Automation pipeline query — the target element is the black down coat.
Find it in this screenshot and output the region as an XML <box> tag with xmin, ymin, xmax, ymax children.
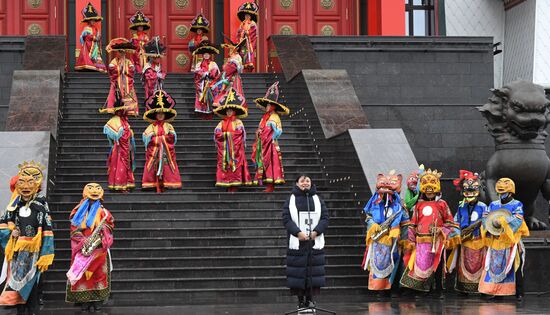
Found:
<box><xmin>282</xmin><ymin>185</ymin><xmax>329</xmax><ymax>289</ymax></box>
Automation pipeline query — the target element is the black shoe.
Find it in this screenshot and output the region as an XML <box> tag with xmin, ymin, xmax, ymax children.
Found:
<box><xmin>92</xmin><ymin>301</ymin><xmax>102</xmax><ymax>312</ymax></box>
<box><xmin>81</xmin><ymin>302</ymin><xmax>91</xmax><ymax>312</ymax></box>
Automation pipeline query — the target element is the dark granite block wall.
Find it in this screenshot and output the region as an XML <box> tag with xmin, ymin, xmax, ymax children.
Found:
<box><xmin>0</xmin><ymin>37</ymin><xmax>25</xmax><ymax>130</ymax></box>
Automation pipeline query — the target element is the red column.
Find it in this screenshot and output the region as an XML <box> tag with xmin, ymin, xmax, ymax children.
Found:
<box><xmin>367</xmin><ymin>0</ymin><xmax>405</xmax><ymax>36</ymax></box>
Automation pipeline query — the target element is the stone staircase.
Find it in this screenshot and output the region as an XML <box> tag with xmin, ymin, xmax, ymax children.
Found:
<box><xmin>44</xmin><ymin>72</ymin><xmax>368</xmax><ymax>305</ymax></box>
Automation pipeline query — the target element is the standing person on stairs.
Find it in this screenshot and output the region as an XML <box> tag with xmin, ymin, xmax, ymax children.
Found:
<box><xmin>212</xmin><ymin>41</ymin><xmax>245</xmax><ymax>107</ymax></box>
<box><xmin>74</xmin><ymin>2</ymin><xmax>106</xmax><ymax>73</ymax></box>
<box><xmin>142</xmin><ymin>89</ymin><xmax>182</xmax><ymax>192</ymax></box>
<box><xmin>251</xmin><ymin>82</ymin><xmax>289</xmax><ymax>192</ymax></box>
<box><xmin>213</xmin><ymin>87</ymin><xmax>251</xmax><ymax>192</ymax></box>
<box><xmin>141</xmin><ymin>36</ymin><xmax>167</xmax><ymax>101</ymax></box>
<box><xmin>128</xmin><ymin>11</ymin><xmax>151</xmax><ymax>74</ymax></box>
<box><xmin>283</xmin><ymin>175</ymin><xmax>329</xmax><ymax>310</ymax></box>
<box><xmin>192</xmin><ymin>41</ymin><xmax>220</xmax><ymax>120</ymax></box>
<box><xmin>104</xmin><ymin>38</ymin><xmax>139</xmax><ymax>117</ymax></box>
<box><xmin>235</xmin><ymin>2</ymin><xmax>258</xmax><ymax>72</ymax></box>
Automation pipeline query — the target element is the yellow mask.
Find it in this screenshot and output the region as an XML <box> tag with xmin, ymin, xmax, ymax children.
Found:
<box><xmin>15</xmin><ymin>175</ymin><xmax>39</xmax><ymax>201</ymax></box>
<box><xmin>419</xmin><ymin>169</ymin><xmax>442</xmax><ymax>194</ymax></box>
<box><xmin>495</xmin><ymin>178</ymin><xmax>515</xmax><ymax>195</ymax></box>
<box><xmin>83</xmin><ymin>183</ymin><xmax>104</xmax><ymax>201</ymax></box>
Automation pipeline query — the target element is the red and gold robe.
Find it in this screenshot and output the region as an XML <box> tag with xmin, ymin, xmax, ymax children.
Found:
<box><xmin>142</xmin><ymin>62</ymin><xmax>165</xmax><ymax>101</ymax></box>
<box><xmin>75</xmin><ymin>25</ymin><xmax>106</xmax><ymax>72</ymax></box>
<box><xmin>236</xmin><ymin>20</ymin><xmax>257</xmax><ymax>71</ymax></box>
<box><xmin>193</xmin><ymin>59</ymin><xmax>220</xmax><ymax>118</ymax></box>
<box><xmin>130</xmin><ymin>31</ymin><xmax>149</xmax><ymax>74</ymax></box>
<box><xmin>104</xmin><ymin>114</ymin><xmax>136</xmax><ymax>191</ymax></box>
<box><xmin>214</xmin><ymin>117</ymin><xmax>252</xmax><ymax>187</ymax></box>
<box><xmin>213</xmin><ymin>55</ymin><xmax>244</xmax><ymax>106</ymax></box>
<box><xmin>142</xmin><ymin>121</ymin><xmax>182</xmax><ymax>191</ymax></box>
<box><xmin>252</xmin><ymin>111</ymin><xmax>285</xmax><ymax>185</ymax></box>
<box><xmin>66</xmin><ymin>201</ymin><xmax>114</xmax><ymax>303</ymax></box>
<box><xmin>105</xmin><ymin>57</ymin><xmax>139</xmax><ymax>116</ymax></box>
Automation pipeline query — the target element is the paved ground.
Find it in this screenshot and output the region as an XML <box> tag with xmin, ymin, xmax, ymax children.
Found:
<box><xmin>2</xmin><ymin>294</ymin><xmax>548</xmax><ymax>315</ymax></box>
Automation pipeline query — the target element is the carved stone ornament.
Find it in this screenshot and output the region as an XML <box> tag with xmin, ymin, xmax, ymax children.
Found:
<box><xmin>175</xmin><ymin>54</ymin><xmax>189</xmax><ymax>67</ymax></box>
<box><xmin>175</xmin><ymin>25</ymin><xmax>189</xmax><ymax>38</ymax></box>
<box><xmin>320</xmin><ymin>25</ymin><xmax>334</xmax><ymax>36</ymax></box>
<box><xmin>27</xmin><ymin>23</ymin><xmax>42</xmax><ymax>35</ymax></box>
<box><xmin>279</xmin><ymin>25</ymin><xmax>294</xmax><ymax>35</ymax></box>
<box><xmin>28</xmin><ymin>0</ymin><xmax>42</xmax><ymax>8</ymax></box>
<box><xmin>280</xmin><ymin>0</ymin><xmax>293</xmax><ymax>9</ymax></box>
<box><xmin>320</xmin><ymin>0</ymin><xmax>334</xmax><ymax>10</ymax></box>
<box><xmin>175</xmin><ymin>0</ymin><xmax>190</xmax><ymax>9</ymax></box>
<box><xmin>133</xmin><ymin>0</ymin><xmax>147</xmax><ymax>9</ymax></box>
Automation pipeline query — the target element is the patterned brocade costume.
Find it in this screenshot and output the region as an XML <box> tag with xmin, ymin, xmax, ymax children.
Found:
<box><xmin>75</xmin><ymin>3</ymin><xmax>106</xmax><ymax>73</ymax></box>
<box><xmin>104</xmin><ymin>114</ymin><xmax>136</xmax><ymax>191</ymax></box>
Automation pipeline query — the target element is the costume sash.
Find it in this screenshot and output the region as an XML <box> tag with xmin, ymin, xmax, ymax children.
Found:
<box><xmin>288</xmin><ymin>194</ymin><xmax>325</xmax><ymax>250</ymax></box>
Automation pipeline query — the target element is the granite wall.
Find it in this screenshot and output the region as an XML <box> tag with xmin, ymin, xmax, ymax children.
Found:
<box><xmin>0</xmin><ymin>37</ymin><xmax>25</xmax><ymax>131</ymax></box>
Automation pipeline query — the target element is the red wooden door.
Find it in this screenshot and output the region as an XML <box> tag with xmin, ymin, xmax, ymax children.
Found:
<box><xmin>0</xmin><ymin>0</ymin><xmax>64</xmax><ymax>35</ymax></box>
<box><xmin>109</xmin><ymin>0</ymin><xmax>213</xmax><ymax>72</ymax></box>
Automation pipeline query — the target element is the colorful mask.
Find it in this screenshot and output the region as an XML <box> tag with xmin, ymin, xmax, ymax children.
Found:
<box><xmin>83</xmin><ymin>183</ymin><xmax>104</xmax><ymax>201</ymax></box>
<box><xmin>15</xmin><ymin>161</ymin><xmax>44</xmax><ymax>200</ymax></box>
<box><xmin>406</xmin><ymin>171</ymin><xmax>419</xmax><ymax>192</ymax></box>
<box><xmin>419</xmin><ymin>168</ymin><xmax>442</xmax><ymax>194</ymax></box>
<box><xmin>495</xmin><ymin>177</ymin><xmax>515</xmax><ymax>195</ymax></box>
<box><xmin>453</xmin><ymin>170</ymin><xmax>480</xmax><ymax>202</ymax></box>
<box><xmin>376</xmin><ymin>170</ymin><xmax>402</xmax><ymax>195</ymax></box>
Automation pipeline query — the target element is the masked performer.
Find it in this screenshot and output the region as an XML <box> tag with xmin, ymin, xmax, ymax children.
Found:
<box><xmin>66</xmin><ymin>183</ymin><xmax>114</xmax><ymax>312</ymax></box>
<box><xmin>128</xmin><ymin>11</ymin><xmax>151</xmax><ymax>74</ymax></box>
<box><xmin>447</xmin><ymin>170</ymin><xmax>487</xmax><ymax>294</ymax></box>
<box><xmin>236</xmin><ymin>2</ymin><xmax>258</xmax><ymax>72</ymax></box>
<box><xmin>212</xmin><ymin>41</ymin><xmax>245</xmax><ymax>107</ymax></box>
<box><xmin>141</xmin><ymin>36</ymin><xmax>167</xmax><ymax>101</ymax></box>
<box><xmin>0</xmin><ymin>162</ymin><xmax>54</xmax><ymax>315</ymax></box>
<box><xmin>404</xmin><ymin>165</ymin><xmax>423</xmax><ymax>216</ymax></box>
<box><xmin>362</xmin><ymin>171</ymin><xmax>410</xmax><ymax>294</ymax></box>
<box><xmin>75</xmin><ymin>2</ymin><xmax>106</xmax><ymax>72</ymax></box>
<box><xmin>479</xmin><ymin>178</ymin><xmax>529</xmax><ymax>301</ymax></box>
<box><xmin>101</xmin><ymin>92</ymin><xmax>136</xmax><ymax>192</ymax></box>
<box><xmin>104</xmin><ymin>38</ymin><xmax>138</xmax><ymax>117</ymax></box>
<box><xmin>213</xmin><ymin>87</ymin><xmax>251</xmax><ymax>192</ymax></box>
<box><xmin>400</xmin><ymin>169</ymin><xmax>460</xmax><ymax>297</ymax></box>
<box><xmin>188</xmin><ymin>13</ymin><xmax>210</xmax><ymax>64</ymax></box>
<box><xmin>142</xmin><ymin>90</ymin><xmax>182</xmax><ymax>192</ymax></box>
<box><xmin>192</xmin><ymin>41</ymin><xmax>220</xmax><ymax>120</ymax></box>
<box><xmin>251</xmin><ymin>82</ymin><xmax>289</xmax><ymax>192</ymax></box>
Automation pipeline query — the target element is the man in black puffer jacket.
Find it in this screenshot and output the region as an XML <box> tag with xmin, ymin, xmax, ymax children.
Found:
<box><xmin>282</xmin><ymin>175</ymin><xmax>329</xmax><ymax>310</ymax></box>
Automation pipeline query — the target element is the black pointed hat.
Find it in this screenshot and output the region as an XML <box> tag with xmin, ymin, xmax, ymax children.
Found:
<box><xmin>254</xmin><ymin>82</ymin><xmax>290</xmax><ymax>115</ymax></box>
<box><xmin>192</xmin><ymin>40</ymin><xmax>219</xmax><ymax>56</ymax></box>
<box><xmin>129</xmin><ymin>11</ymin><xmax>151</xmax><ymax>31</ymax></box>
<box><xmin>143</xmin><ymin>36</ymin><xmax>166</xmax><ymax>57</ymax></box>
<box><xmin>237</xmin><ymin>2</ymin><xmax>259</xmax><ymax>22</ymax></box>
<box><xmin>81</xmin><ymin>2</ymin><xmax>103</xmax><ymax>23</ymax></box>
<box><xmin>213</xmin><ymin>88</ymin><xmax>248</xmax><ymax>118</ymax></box>
<box><xmin>106</xmin><ymin>38</ymin><xmax>136</xmax><ymax>53</ymax></box>
<box><xmin>143</xmin><ymin>89</ymin><xmax>177</xmax><ymax>123</ymax></box>
<box><xmin>190</xmin><ymin>13</ymin><xmax>210</xmax><ymax>33</ymax></box>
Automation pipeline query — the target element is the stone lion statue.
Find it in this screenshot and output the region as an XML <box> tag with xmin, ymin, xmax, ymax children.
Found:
<box><xmin>478</xmin><ymin>80</ymin><xmax>550</xmax><ymax>230</ymax></box>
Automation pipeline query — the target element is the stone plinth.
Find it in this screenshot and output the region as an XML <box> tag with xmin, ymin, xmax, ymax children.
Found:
<box><xmin>23</xmin><ymin>36</ymin><xmax>66</xmax><ymax>71</ymax></box>
<box><xmin>269</xmin><ymin>35</ymin><xmax>322</xmax><ymax>81</ymax></box>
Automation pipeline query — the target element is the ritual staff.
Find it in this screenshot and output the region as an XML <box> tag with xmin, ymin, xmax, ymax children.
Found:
<box><xmin>0</xmin><ymin>162</ymin><xmax>54</xmax><ymax>315</ymax></box>
<box><xmin>75</xmin><ymin>2</ymin><xmax>106</xmax><ymax>72</ymax></box>
<box><xmin>104</xmin><ymin>38</ymin><xmax>139</xmax><ymax>116</ymax></box>
<box><xmin>192</xmin><ymin>41</ymin><xmax>220</xmax><ymax>120</ymax></box>
<box><xmin>283</xmin><ymin>175</ymin><xmax>329</xmax><ymax>310</ymax></box>
<box><xmin>213</xmin><ymin>87</ymin><xmax>251</xmax><ymax>192</ymax></box>
<box><xmin>212</xmin><ymin>41</ymin><xmax>245</xmax><ymax>107</ymax></box>
<box><xmin>100</xmin><ymin>92</ymin><xmax>136</xmax><ymax>192</ymax></box>
<box><xmin>142</xmin><ymin>90</ymin><xmax>182</xmax><ymax>192</ymax></box>
<box><xmin>128</xmin><ymin>11</ymin><xmax>151</xmax><ymax>74</ymax></box>
<box><xmin>188</xmin><ymin>13</ymin><xmax>210</xmax><ymax>64</ymax></box>
<box><xmin>447</xmin><ymin>170</ymin><xmax>487</xmax><ymax>294</ymax></box>
<box><xmin>66</xmin><ymin>183</ymin><xmax>114</xmax><ymax>312</ymax></box>
<box><xmin>236</xmin><ymin>2</ymin><xmax>258</xmax><ymax>72</ymax></box>
<box><xmin>141</xmin><ymin>36</ymin><xmax>167</xmax><ymax>100</ymax></box>
<box><xmin>362</xmin><ymin>171</ymin><xmax>410</xmax><ymax>295</ymax></box>
<box><xmin>479</xmin><ymin>178</ymin><xmax>529</xmax><ymax>301</ymax></box>
<box><xmin>403</xmin><ymin>166</ymin><xmax>423</xmax><ymax>216</ymax></box>
<box><xmin>251</xmin><ymin>82</ymin><xmax>289</xmax><ymax>192</ymax></box>
<box><xmin>400</xmin><ymin>169</ymin><xmax>460</xmax><ymax>297</ymax></box>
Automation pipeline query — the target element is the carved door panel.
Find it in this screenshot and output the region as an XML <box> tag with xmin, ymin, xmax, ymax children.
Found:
<box><xmin>1</xmin><ymin>0</ymin><xmax>63</xmax><ymax>35</ymax></box>
<box><xmin>110</xmin><ymin>0</ymin><xmax>213</xmax><ymax>72</ymax></box>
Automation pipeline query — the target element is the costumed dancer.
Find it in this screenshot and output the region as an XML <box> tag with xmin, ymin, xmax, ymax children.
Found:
<box><xmin>362</xmin><ymin>171</ymin><xmax>411</xmax><ymax>295</ymax></box>
<box><xmin>141</xmin><ymin>36</ymin><xmax>167</xmax><ymax>101</ymax></box>
<box><xmin>192</xmin><ymin>41</ymin><xmax>220</xmax><ymax>120</ymax></box>
<box><xmin>104</xmin><ymin>38</ymin><xmax>139</xmax><ymax>116</ymax></box>
<box><xmin>213</xmin><ymin>87</ymin><xmax>251</xmax><ymax>192</ymax></box>
<box><xmin>0</xmin><ymin>162</ymin><xmax>54</xmax><ymax>315</ymax></box>
<box><xmin>212</xmin><ymin>41</ymin><xmax>245</xmax><ymax>107</ymax></box>
<box><xmin>282</xmin><ymin>175</ymin><xmax>329</xmax><ymax>310</ymax></box>
<box><xmin>128</xmin><ymin>11</ymin><xmax>151</xmax><ymax>74</ymax></box>
<box><xmin>188</xmin><ymin>13</ymin><xmax>210</xmax><ymax>64</ymax></box>
<box><xmin>66</xmin><ymin>183</ymin><xmax>114</xmax><ymax>312</ymax></box>
<box><xmin>479</xmin><ymin>178</ymin><xmax>529</xmax><ymax>301</ymax></box>
<box><xmin>75</xmin><ymin>2</ymin><xmax>106</xmax><ymax>72</ymax></box>
<box><xmin>251</xmin><ymin>82</ymin><xmax>289</xmax><ymax>192</ymax></box>
<box><xmin>447</xmin><ymin>170</ymin><xmax>487</xmax><ymax>294</ymax></box>
<box><xmin>100</xmin><ymin>82</ymin><xmax>136</xmax><ymax>192</ymax></box>
<box><xmin>142</xmin><ymin>90</ymin><xmax>182</xmax><ymax>192</ymax></box>
<box><xmin>236</xmin><ymin>2</ymin><xmax>258</xmax><ymax>72</ymax></box>
<box><xmin>403</xmin><ymin>165</ymin><xmax>424</xmax><ymax>216</ymax></box>
<box><xmin>400</xmin><ymin>168</ymin><xmax>460</xmax><ymax>297</ymax></box>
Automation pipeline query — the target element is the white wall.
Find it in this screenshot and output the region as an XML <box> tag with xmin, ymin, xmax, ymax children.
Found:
<box><xmin>503</xmin><ymin>0</ymin><xmax>536</xmax><ymax>84</ymax></box>
<box><xmin>445</xmin><ymin>0</ymin><xmax>505</xmax><ymax>87</ymax></box>
<box><xmin>534</xmin><ymin>0</ymin><xmax>550</xmax><ymax>87</ymax></box>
